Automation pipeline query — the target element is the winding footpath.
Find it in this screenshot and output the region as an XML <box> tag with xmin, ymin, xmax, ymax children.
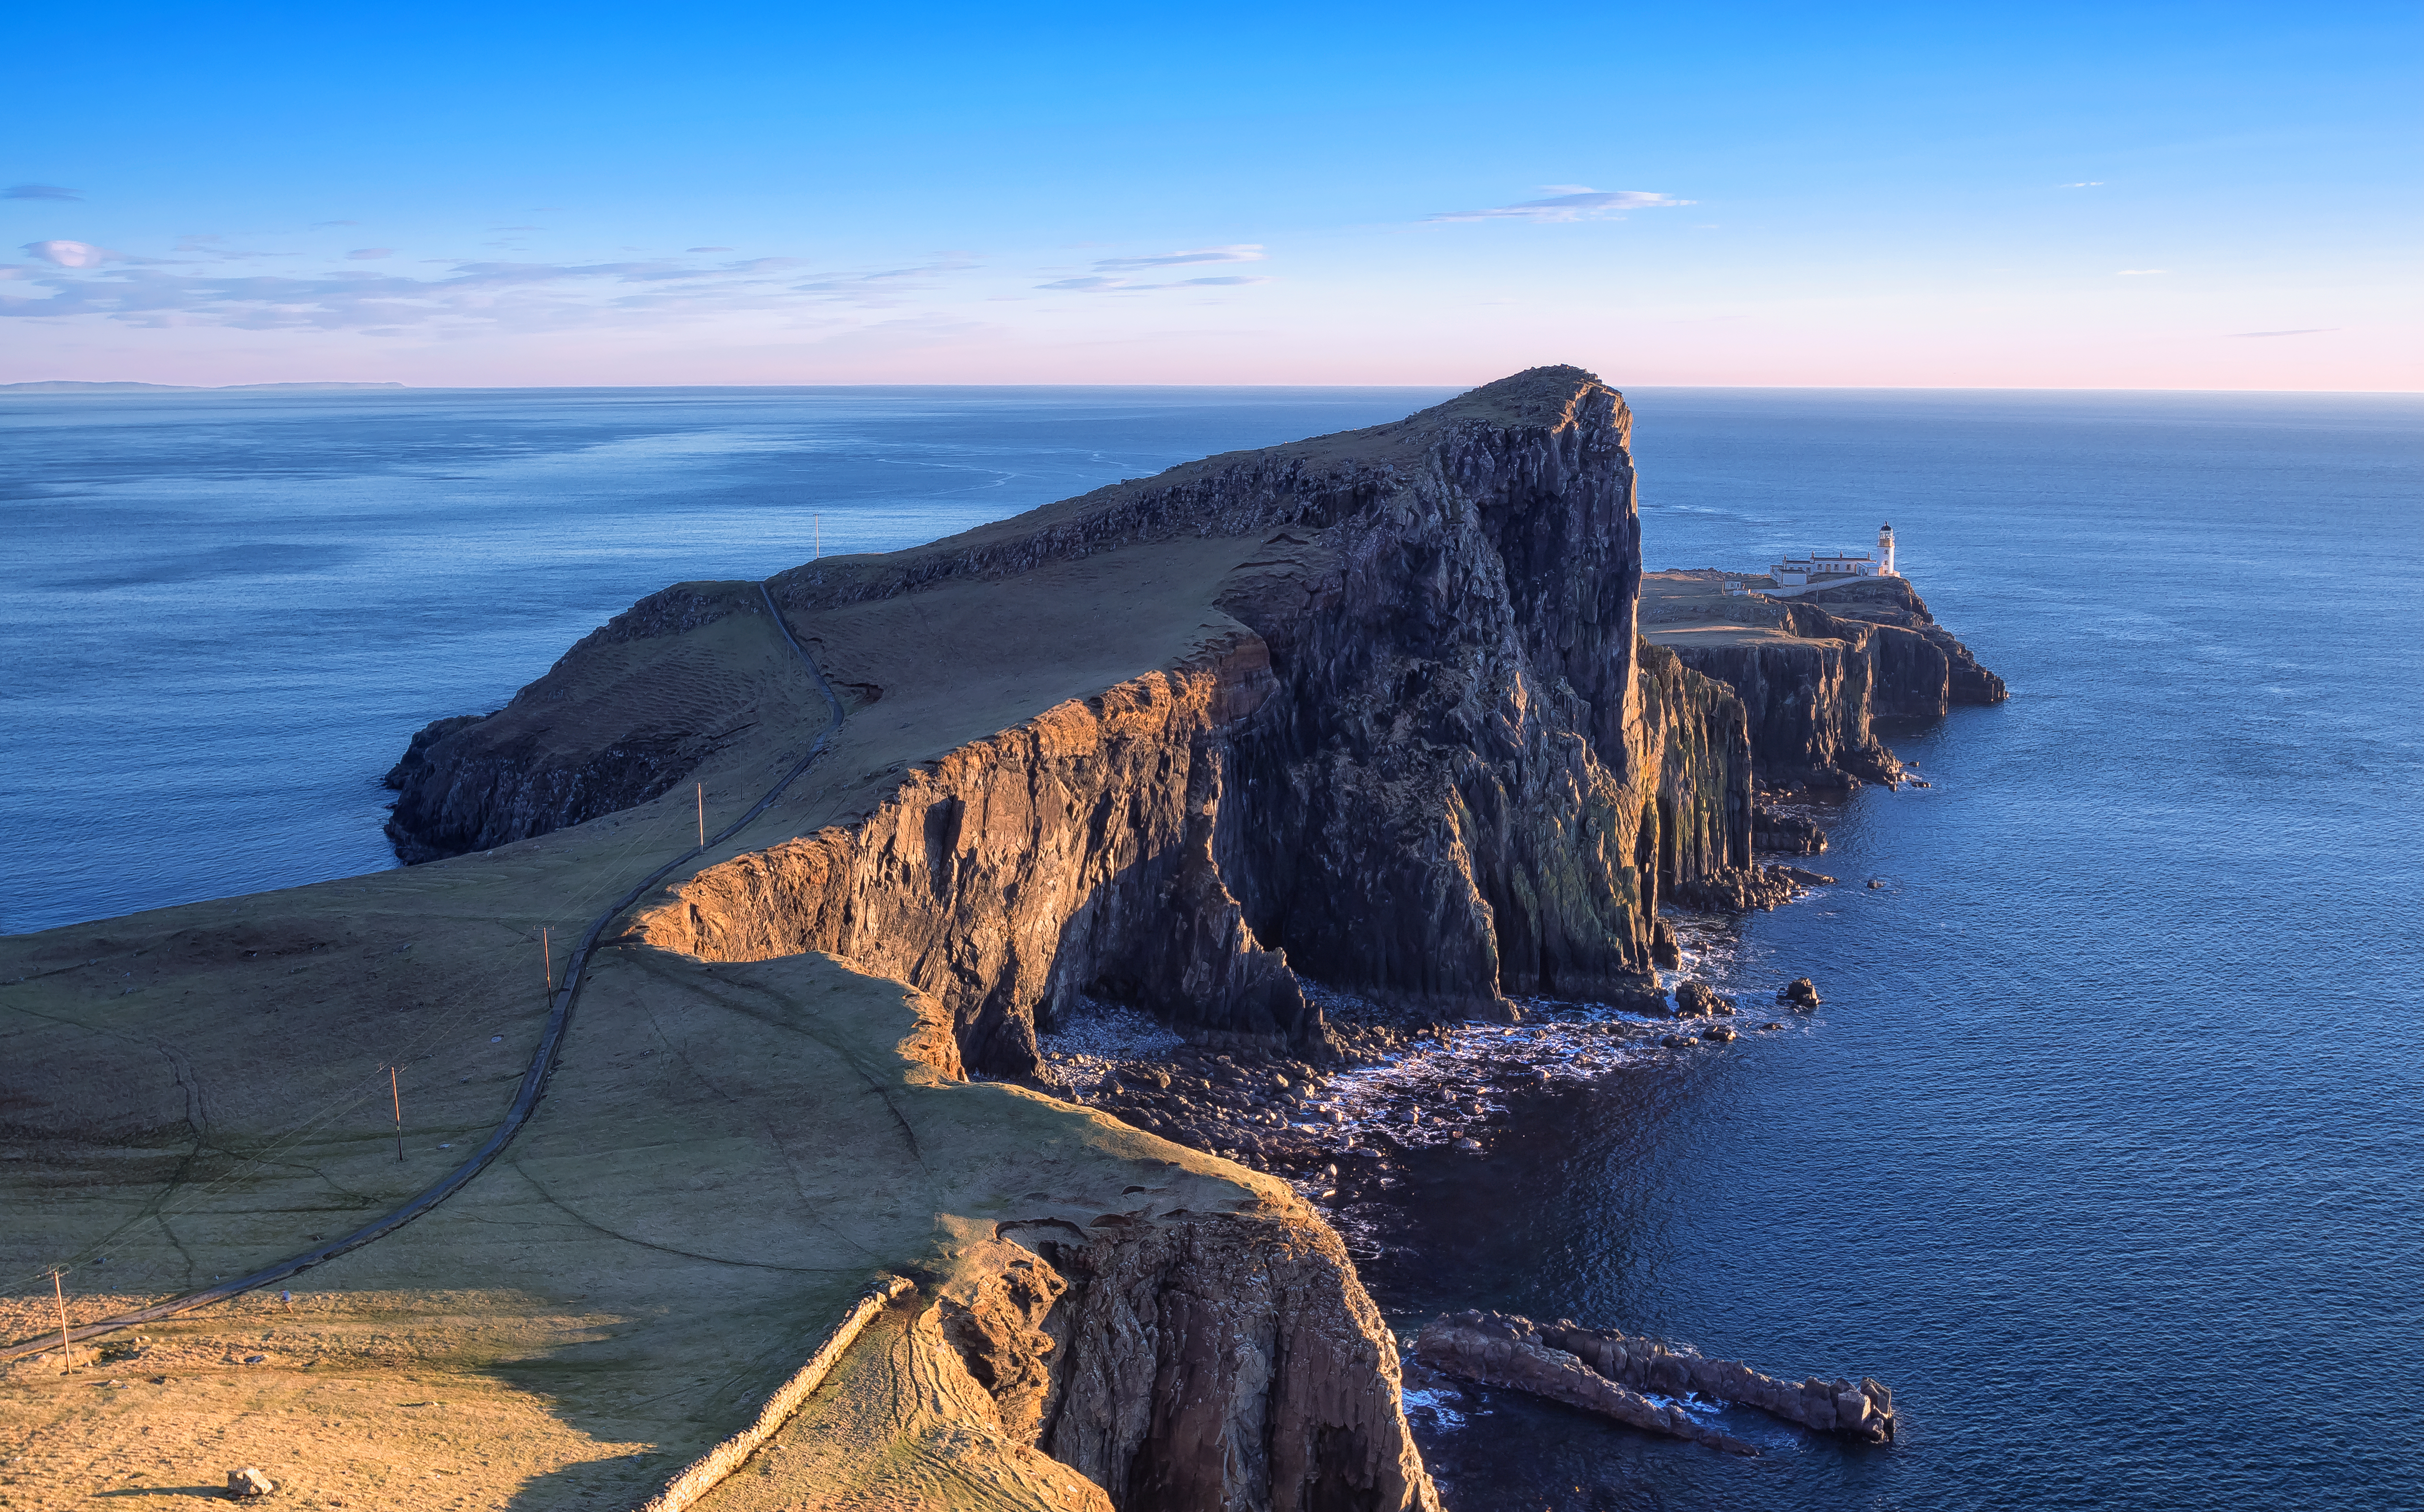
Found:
<box><xmin>3</xmin><ymin>584</ymin><xmax>844</xmax><ymax>1362</ymax></box>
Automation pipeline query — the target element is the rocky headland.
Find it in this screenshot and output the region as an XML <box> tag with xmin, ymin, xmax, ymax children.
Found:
<box><xmin>1638</xmin><ymin>568</ymin><xmax>2004</xmax><ymax>858</ymax></box>
<box><xmin>3</xmin><ymin>367</ymin><xmax>1996</xmax><ymax>1511</ymax></box>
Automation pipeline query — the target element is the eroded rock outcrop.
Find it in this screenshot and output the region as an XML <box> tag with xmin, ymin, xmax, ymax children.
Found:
<box><xmin>1534</xmin><ymin>1316</ymin><xmax>1896</xmax><ymax>1444</ymax></box>
<box><xmin>1422</xmin><ymin>1309</ymin><xmax>1896</xmax><ymax>1447</ymax></box>
<box><xmin>1020</xmin><ymin>1214</ymin><xmax>1435</xmax><ymax>1511</ymax></box>
<box><xmin>1413</xmin><ymin>1314</ymin><xmax>1757</xmax><ymax>1455</ymax></box>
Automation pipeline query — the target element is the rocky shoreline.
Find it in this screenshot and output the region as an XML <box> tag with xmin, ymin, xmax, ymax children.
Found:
<box><xmin>1032</xmin><ymin>929</ymin><xmax>1831</xmax><ymax>1213</ymax></box>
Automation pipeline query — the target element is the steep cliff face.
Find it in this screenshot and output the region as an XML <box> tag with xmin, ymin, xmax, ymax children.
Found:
<box><xmin>621</xmin><ymin>369</ymin><xmax>1749</xmax><ymax>1072</ymax></box>
<box><xmin>1665</xmin><ymin>636</ymin><xmax>1896</xmax><ymax>789</ymax></box>
<box><xmin>954</xmin><ymin>1212</ymin><xmax>1433</xmax><ymax>1512</ymax></box>
<box><xmin>1641</xmin><ymin>572</ymin><xmax>2004</xmax><ymax>790</ymax></box>
<box><xmin>816</xmin><ymin>1213</ymin><xmax>1433</xmax><ymax>1512</ymax></box>
<box><xmin>1202</xmin><ymin>399</ymin><xmax>1662</xmax><ymax>1015</ymax></box>
<box><xmin>328</xmin><ymin>366</ymin><xmax>1800</xmax><ymax>1509</ymax></box>
<box><xmin>625</xmin><ymin>634</ymin><xmax>1316</xmax><ymax>1073</ymax></box>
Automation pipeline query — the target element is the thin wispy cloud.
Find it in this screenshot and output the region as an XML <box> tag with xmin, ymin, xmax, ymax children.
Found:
<box><xmin>1038</xmin><ymin>272</ymin><xmax>1273</xmax><ymax>293</ymax></box>
<box><xmin>1040</xmin><ymin>246</ymin><xmax>1271</xmax><ymax>293</ymax></box>
<box><xmin>1427</xmin><ymin>186</ymin><xmax>1691</xmax><ymax>223</ymax></box>
<box><xmin>2228</xmin><ymin>327</ymin><xmax>2337</xmax><ymax>338</ymax></box>
<box><xmin>1091</xmin><ymin>245</ymin><xmax>1265</xmax><ymax>271</ymax></box>
<box><xmin>0</xmin><ymin>247</ymin><xmax>982</xmax><ymax>331</ymax></box>
<box><xmin>5</xmin><ymin>184</ymin><xmax>81</xmax><ymax>201</ymax></box>
<box><xmin>347</xmin><ymin>248</ymin><xmax>395</xmax><ymax>259</ymax></box>
<box><xmin>687</xmin><ymin>246</ymin><xmax>734</xmax><ymax>253</ymax></box>
<box><xmin>2059</xmin><ymin>182</ymin><xmax>2105</xmax><ymax>188</ymax></box>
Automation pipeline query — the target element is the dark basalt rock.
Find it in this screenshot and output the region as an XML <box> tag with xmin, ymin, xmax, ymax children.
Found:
<box><xmin>1415</xmin><ymin>1313</ymin><xmax>1758</xmax><ymax>1456</ymax></box>
<box><xmin>1778</xmin><ymin>977</ymin><xmax>1822</xmax><ymax>1008</ymax></box>
<box><xmin>1421</xmin><ymin>1308</ymin><xmax>1896</xmax><ymax>1448</ymax></box>
<box><xmin>382</xmin><ymin>711</ymin><xmax>494</xmax><ymax>790</ymax></box>
<box><xmin>1753</xmin><ymin>804</ymin><xmax>1829</xmax><ymax>854</ymax></box>
<box><xmin>1668</xmin><ymin>862</ymin><xmax>1814</xmax><ymax>913</ymax></box>
<box><xmin>1674</xmin><ymin>980</ymin><xmax>1735</xmax><ymax>1018</ymax></box>
<box><xmin>1534</xmin><ymin>1312</ymin><xmax>1896</xmax><ymax>1444</ymax></box>
<box><xmin>381</xmin><ymin>580</ymin><xmax>786</xmax><ymax>864</ymax></box>
<box><xmin>1649</xmin><ymin>917</ymin><xmax>1683</xmax><ymax>967</ymax></box>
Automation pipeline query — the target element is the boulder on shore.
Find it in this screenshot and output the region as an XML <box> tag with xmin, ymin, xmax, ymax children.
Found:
<box><xmin>1675</xmin><ymin>980</ymin><xmax>1735</xmax><ymax>1018</ymax></box>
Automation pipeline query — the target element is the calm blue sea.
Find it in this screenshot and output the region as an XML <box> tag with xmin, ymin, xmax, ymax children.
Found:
<box><xmin>3</xmin><ymin>386</ymin><xmax>2419</xmax><ymax>1510</ymax></box>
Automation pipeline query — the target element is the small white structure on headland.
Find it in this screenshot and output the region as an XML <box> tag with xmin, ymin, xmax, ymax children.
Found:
<box><xmin>1769</xmin><ymin>523</ymin><xmax>1899</xmax><ymax>588</ymax></box>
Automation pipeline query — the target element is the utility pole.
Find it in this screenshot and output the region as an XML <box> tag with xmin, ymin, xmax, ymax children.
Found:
<box><xmin>813</xmin><ymin>514</ymin><xmax>820</xmax><ymax>560</ymax></box>
<box><xmin>541</xmin><ymin>926</ymin><xmax>552</xmax><ymax>1000</ymax></box>
<box><xmin>49</xmin><ymin>1267</ymin><xmax>72</xmax><ymax>1369</ymax></box>
<box><xmin>697</xmin><ymin>783</ymin><xmax>705</xmax><ymax>848</ymax></box>
<box><xmin>387</xmin><ymin>1066</ymin><xmax>405</xmax><ymax>1162</ymax></box>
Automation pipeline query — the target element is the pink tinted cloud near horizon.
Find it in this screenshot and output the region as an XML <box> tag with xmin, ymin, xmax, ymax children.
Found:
<box><xmin>1426</xmin><ymin>187</ymin><xmax>1693</xmax><ymax>222</ymax></box>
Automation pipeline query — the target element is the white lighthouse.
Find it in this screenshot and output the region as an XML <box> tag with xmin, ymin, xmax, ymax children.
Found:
<box><xmin>1878</xmin><ymin>522</ymin><xmax>1897</xmax><ymax>577</ymax></box>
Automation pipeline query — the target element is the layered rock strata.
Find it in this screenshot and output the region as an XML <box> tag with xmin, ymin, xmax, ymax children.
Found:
<box><xmin>1424</xmin><ymin>1309</ymin><xmax>1896</xmax><ymax>1446</ymax></box>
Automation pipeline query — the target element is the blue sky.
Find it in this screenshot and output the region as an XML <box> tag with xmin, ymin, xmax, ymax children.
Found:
<box><xmin>3</xmin><ymin>1</ymin><xmax>2414</xmax><ymax>387</ymax></box>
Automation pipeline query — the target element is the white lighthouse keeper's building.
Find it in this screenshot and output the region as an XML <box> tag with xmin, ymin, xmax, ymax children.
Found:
<box><xmin>1766</xmin><ymin>524</ymin><xmax>1901</xmax><ymax>591</ymax></box>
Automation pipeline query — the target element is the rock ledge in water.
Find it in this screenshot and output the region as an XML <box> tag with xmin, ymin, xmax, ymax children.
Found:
<box><xmin>1414</xmin><ymin>1315</ymin><xmax>1757</xmax><ymax>1455</ymax></box>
